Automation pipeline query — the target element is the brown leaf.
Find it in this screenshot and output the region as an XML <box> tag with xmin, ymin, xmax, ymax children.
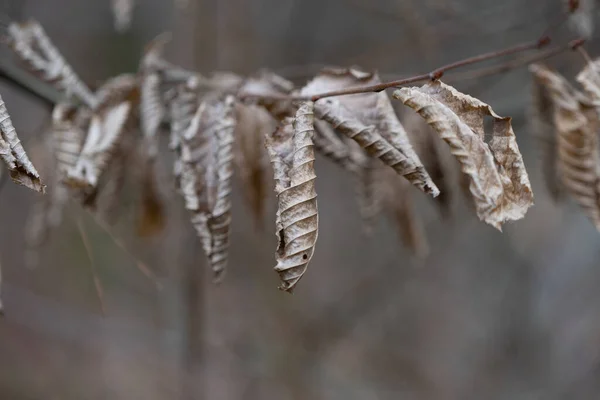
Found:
<box><xmin>238</xmin><ymin>70</ymin><xmax>295</xmax><ymax>120</ymax></box>
<box><xmin>111</xmin><ymin>0</ymin><xmax>135</xmax><ymax>32</ymax></box>
<box><xmin>180</xmin><ymin>95</ymin><xmax>237</xmax><ymax>280</ymax></box>
<box><xmin>379</xmin><ymin>167</ymin><xmax>429</xmax><ymax>258</ymax></box>
<box><xmin>566</xmin><ymin>0</ymin><xmax>595</xmax><ymax>39</ymax></box>
<box><xmin>528</xmin><ymin>75</ymin><xmax>564</xmax><ymax>201</ymax></box>
<box><xmin>576</xmin><ymin>57</ymin><xmax>600</xmax><ymax>108</ymax></box>
<box><xmin>8</xmin><ymin>20</ymin><xmax>97</xmax><ymax>107</ymax></box>
<box><xmin>394</xmin><ymin>80</ymin><xmax>533</xmax><ymax>230</ymax></box>
<box><xmin>531</xmin><ymin>64</ymin><xmax>600</xmax><ymax>230</ymax></box>
<box><xmin>402</xmin><ymin>108</ymin><xmax>454</xmax><ymax>217</ymax></box>
<box><xmin>300</xmin><ymin>67</ymin><xmax>437</xmax><ymax>195</ymax></box>
<box><xmin>0</xmin><ymin>93</ymin><xmax>44</xmax><ymax>192</ymax></box>
<box><xmin>51</xmin><ymin>102</ymin><xmax>88</xmax><ymax>178</ymax></box>
<box><xmin>314</xmin><ymin>97</ymin><xmax>440</xmax><ymax>197</ymax></box>
<box><xmin>136</xmin><ymin>167</ymin><xmax>166</xmax><ymax>237</ymax></box>
<box><xmin>65</xmin><ymin>75</ymin><xmax>137</xmax><ymax>189</ymax></box>
<box><xmin>265</xmin><ymin>101</ymin><xmax>318</xmax><ymax>292</ymax></box>
<box><xmin>233</xmin><ymin>103</ymin><xmax>275</xmax><ymax>226</ymax></box>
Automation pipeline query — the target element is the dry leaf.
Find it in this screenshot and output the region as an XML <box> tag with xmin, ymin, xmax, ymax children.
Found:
<box><xmin>394</xmin><ymin>80</ymin><xmax>533</xmax><ymax>230</ymax></box>
<box><xmin>136</xmin><ymin>167</ymin><xmax>165</xmax><ymax>237</ymax></box>
<box><xmin>300</xmin><ymin>67</ymin><xmax>437</xmax><ymax>195</ymax></box>
<box><xmin>379</xmin><ymin>167</ymin><xmax>429</xmax><ymax>257</ymax></box>
<box><xmin>531</xmin><ymin>64</ymin><xmax>600</xmax><ymax>229</ymax></box>
<box><xmin>265</xmin><ymin>102</ymin><xmax>318</xmax><ymax>292</ymax></box>
<box><xmin>566</xmin><ymin>0</ymin><xmax>596</xmax><ymax>39</ymax></box>
<box><xmin>51</xmin><ymin>102</ymin><xmax>88</xmax><ymax>177</ymax></box>
<box><xmin>8</xmin><ymin>20</ymin><xmax>97</xmax><ymax>107</ymax></box>
<box><xmin>238</xmin><ymin>70</ymin><xmax>295</xmax><ymax>120</ymax></box>
<box><xmin>66</xmin><ymin>75</ymin><xmax>137</xmax><ymax>189</ymax></box>
<box><xmin>180</xmin><ymin>95</ymin><xmax>237</xmax><ymax>280</ymax></box>
<box><xmin>528</xmin><ymin>76</ymin><xmax>564</xmax><ymax>201</ymax></box>
<box><xmin>576</xmin><ymin>57</ymin><xmax>600</xmax><ymax>108</ymax></box>
<box><xmin>111</xmin><ymin>0</ymin><xmax>135</xmax><ymax>32</ymax></box>
<box><xmin>24</xmin><ymin>135</ymin><xmax>67</xmax><ymax>267</ymax></box>
<box><xmin>233</xmin><ymin>103</ymin><xmax>275</xmax><ymax>225</ymax></box>
<box><xmin>402</xmin><ymin>108</ymin><xmax>454</xmax><ymax>217</ymax></box>
<box><xmin>314</xmin><ymin>97</ymin><xmax>440</xmax><ymax>197</ymax></box>
<box><xmin>0</xmin><ymin>93</ymin><xmax>44</xmax><ymax>192</ymax></box>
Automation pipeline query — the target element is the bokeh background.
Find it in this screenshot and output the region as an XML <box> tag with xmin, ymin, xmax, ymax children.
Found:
<box><xmin>1</xmin><ymin>0</ymin><xmax>600</xmax><ymax>399</ymax></box>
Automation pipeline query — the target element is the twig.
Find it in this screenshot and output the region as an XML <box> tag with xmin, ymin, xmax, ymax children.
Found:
<box><xmin>76</xmin><ymin>217</ymin><xmax>107</xmax><ymax>317</ymax></box>
<box><xmin>89</xmin><ymin>213</ymin><xmax>163</xmax><ymax>291</ymax></box>
<box><xmin>446</xmin><ymin>39</ymin><xmax>585</xmax><ymax>83</ymax></box>
<box><xmin>0</xmin><ymin>58</ymin><xmax>60</xmax><ymax>107</ymax></box>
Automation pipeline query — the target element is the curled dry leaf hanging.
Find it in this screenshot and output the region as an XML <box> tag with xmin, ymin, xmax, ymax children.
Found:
<box><xmin>179</xmin><ymin>95</ymin><xmax>236</xmax><ymax>280</ymax></box>
<box><xmin>530</xmin><ymin>64</ymin><xmax>600</xmax><ymax>230</ymax></box>
<box><xmin>314</xmin><ymin>97</ymin><xmax>440</xmax><ymax>197</ymax></box>
<box><xmin>528</xmin><ymin>75</ymin><xmax>564</xmax><ymax>201</ymax></box>
<box><xmin>8</xmin><ymin>20</ymin><xmax>97</xmax><ymax>107</ymax></box>
<box><xmin>233</xmin><ymin>102</ymin><xmax>275</xmax><ymax>225</ymax></box>
<box><xmin>402</xmin><ymin>108</ymin><xmax>454</xmax><ymax>217</ymax></box>
<box><xmin>576</xmin><ymin>57</ymin><xmax>600</xmax><ymax>110</ymax></box>
<box><xmin>0</xmin><ymin>93</ymin><xmax>44</xmax><ymax>192</ymax></box>
<box><xmin>65</xmin><ymin>75</ymin><xmax>137</xmax><ymax>189</ymax></box>
<box><xmin>300</xmin><ymin>67</ymin><xmax>438</xmax><ymax>196</ymax></box>
<box><xmin>265</xmin><ymin>102</ymin><xmax>318</xmax><ymax>292</ymax></box>
<box><xmin>378</xmin><ymin>167</ymin><xmax>429</xmax><ymax>258</ymax></box>
<box><xmin>394</xmin><ymin>80</ymin><xmax>533</xmax><ymax>230</ymax></box>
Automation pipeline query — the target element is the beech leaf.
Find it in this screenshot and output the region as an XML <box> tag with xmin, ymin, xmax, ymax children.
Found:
<box><xmin>393</xmin><ymin>80</ymin><xmax>533</xmax><ymax>230</ymax></box>
<box><xmin>265</xmin><ymin>102</ymin><xmax>318</xmax><ymax>292</ymax></box>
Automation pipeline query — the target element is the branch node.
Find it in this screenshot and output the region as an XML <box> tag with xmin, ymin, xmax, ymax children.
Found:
<box><xmin>537</xmin><ymin>35</ymin><xmax>551</xmax><ymax>49</ymax></box>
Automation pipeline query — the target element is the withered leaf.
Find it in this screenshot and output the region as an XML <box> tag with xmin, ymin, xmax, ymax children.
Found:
<box><xmin>238</xmin><ymin>70</ymin><xmax>295</xmax><ymax>120</ymax></box>
<box><xmin>402</xmin><ymin>108</ymin><xmax>454</xmax><ymax>217</ymax></box>
<box><xmin>576</xmin><ymin>57</ymin><xmax>600</xmax><ymax>109</ymax></box>
<box><xmin>265</xmin><ymin>102</ymin><xmax>318</xmax><ymax>292</ymax></box>
<box><xmin>0</xmin><ymin>93</ymin><xmax>44</xmax><ymax>192</ymax></box>
<box><xmin>314</xmin><ymin>97</ymin><xmax>440</xmax><ymax>197</ymax></box>
<box><xmin>528</xmin><ymin>75</ymin><xmax>564</xmax><ymax>201</ymax></box>
<box><xmin>379</xmin><ymin>167</ymin><xmax>429</xmax><ymax>258</ymax></box>
<box><xmin>566</xmin><ymin>0</ymin><xmax>595</xmax><ymax>39</ymax></box>
<box><xmin>8</xmin><ymin>20</ymin><xmax>97</xmax><ymax>108</ymax></box>
<box><xmin>180</xmin><ymin>95</ymin><xmax>237</xmax><ymax>280</ymax></box>
<box><xmin>300</xmin><ymin>67</ymin><xmax>437</xmax><ymax>195</ymax></box>
<box><xmin>111</xmin><ymin>0</ymin><xmax>135</xmax><ymax>32</ymax></box>
<box><xmin>51</xmin><ymin>102</ymin><xmax>88</xmax><ymax>178</ymax></box>
<box><xmin>233</xmin><ymin>103</ymin><xmax>275</xmax><ymax>225</ymax></box>
<box><xmin>530</xmin><ymin>64</ymin><xmax>600</xmax><ymax>230</ymax></box>
<box><xmin>66</xmin><ymin>75</ymin><xmax>137</xmax><ymax>189</ymax></box>
<box><xmin>394</xmin><ymin>80</ymin><xmax>533</xmax><ymax>230</ymax></box>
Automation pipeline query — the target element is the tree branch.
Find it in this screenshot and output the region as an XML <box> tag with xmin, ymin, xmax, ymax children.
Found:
<box><xmin>0</xmin><ymin>57</ymin><xmax>61</xmax><ymax>107</ymax></box>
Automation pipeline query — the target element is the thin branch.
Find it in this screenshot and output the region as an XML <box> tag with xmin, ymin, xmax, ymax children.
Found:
<box><xmin>76</xmin><ymin>216</ymin><xmax>107</xmax><ymax>317</ymax></box>
<box><xmin>0</xmin><ymin>57</ymin><xmax>60</xmax><ymax>107</ymax></box>
<box><xmin>446</xmin><ymin>39</ymin><xmax>585</xmax><ymax>83</ymax></box>
<box><xmin>90</xmin><ymin>213</ymin><xmax>163</xmax><ymax>291</ymax></box>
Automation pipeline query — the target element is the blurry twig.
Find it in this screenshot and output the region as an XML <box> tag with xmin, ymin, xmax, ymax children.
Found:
<box><xmin>76</xmin><ymin>216</ymin><xmax>107</xmax><ymax>317</ymax></box>
<box><xmin>88</xmin><ymin>213</ymin><xmax>163</xmax><ymax>291</ymax></box>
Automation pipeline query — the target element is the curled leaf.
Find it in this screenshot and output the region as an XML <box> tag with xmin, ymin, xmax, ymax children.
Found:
<box><xmin>180</xmin><ymin>95</ymin><xmax>237</xmax><ymax>280</ymax></box>
<box><xmin>8</xmin><ymin>20</ymin><xmax>97</xmax><ymax>107</ymax></box>
<box><xmin>528</xmin><ymin>76</ymin><xmax>564</xmax><ymax>201</ymax></box>
<box><xmin>314</xmin><ymin>97</ymin><xmax>440</xmax><ymax>197</ymax></box>
<box><xmin>531</xmin><ymin>64</ymin><xmax>600</xmax><ymax>229</ymax></box>
<box><xmin>301</xmin><ymin>67</ymin><xmax>437</xmax><ymax>195</ymax></box>
<box><xmin>66</xmin><ymin>75</ymin><xmax>137</xmax><ymax>189</ymax></box>
<box><xmin>111</xmin><ymin>0</ymin><xmax>135</xmax><ymax>32</ymax></box>
<box><xmin>0</xmin><ymin>94</ymin><xmax>44</xmax><ymax>192</ymax></box>
<box><xmin>393</xmin><ymin>80</ymin><xmax>533</xmax><ymax>230</ymax></box>
<box><xmin>233</xmin><ymin>103</ymin><xmax>275</xmax><ymax>225</ymax></box>
<box><xmin>265</xmin><ymin>102</ymin><xmax>318</xmax><ymax>292</ymax></box>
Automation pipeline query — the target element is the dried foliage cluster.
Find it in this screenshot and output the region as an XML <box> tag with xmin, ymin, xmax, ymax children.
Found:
<box><xmin>0</xmin><ymin>19</ymin><xmax>545</xmax><ymax>293</ymax></box>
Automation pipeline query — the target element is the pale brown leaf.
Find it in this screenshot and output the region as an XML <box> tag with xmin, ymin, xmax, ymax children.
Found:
<box><xmin>66</xmin><ymin>75</ymin><xmax>137</xmax><ymax>189</ymax></box>
<box><xmin>265</xmin><ymin>101</ymin><xmax>318</xmax><ymax>292</ymax></box>
<box><xmin>531</xmin><ymin>64</ymin><xmax>600</xmax><ymax>229</ymax></box>
<box><xmin>576</xmin><ymin>57</ymin><xmax>600</xmax><ymax>107</ymax></box>
<box><xmin>393</xmin><ymin>80</ymin><xmax>533</xmax><ymax>230</ymax></box>
<box><xmin>0</xmin><ymin>93</ymin><xmax>44</xmax><ymax>192</ymax></box>
<box><xmin>233</xmin><ymin>103</ymin><xmax>275</xmax><ymax>225</ymax></box>
<box><xmin>300</xmin><ymin>67</ymin><xmax>437</xmax><ymax>195</ymax></box>
<box><xmin>8</xmin><ymin>20</ymin><xmax>97</xmax><ymax>107</ymax></box>
<box><xmin>314</xmin><ymin>97</ymin><xmax>440</xmax><ymax>197</ymax></box>
<box><xmin>528</xmin><ymin>76</ymin><xmax>564</xmax><ymax>201</ymax></box>
<box><xmin>180</xmin><ymin>95</ymin><xmax>237</xmax><ymax>280</ymax></box>
<box><xmin>111</xmin><ymin>0</ymin><xmax>135</xmax><ymax>32</ymax></box>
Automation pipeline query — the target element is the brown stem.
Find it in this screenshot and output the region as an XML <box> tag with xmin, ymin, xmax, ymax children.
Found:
<box><xmin>446</xmin><ymin>39</ymin><xmax>584</xmax><ymax>83</ymax></box>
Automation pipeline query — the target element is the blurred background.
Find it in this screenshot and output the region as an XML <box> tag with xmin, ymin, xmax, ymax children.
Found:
<box><xmin>1</xmin><ymin>0</ymin><xmax>600</xmax><ymax>399</ymax></box>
